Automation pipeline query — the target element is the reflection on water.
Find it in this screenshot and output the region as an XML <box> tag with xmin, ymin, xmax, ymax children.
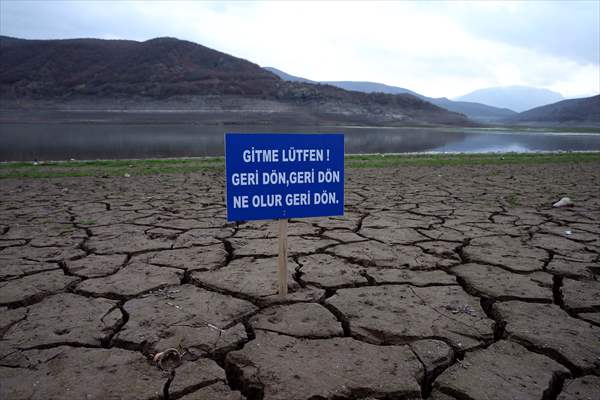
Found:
<box><xmin>0</xmin><ymin>123</ymin><xmax>599</xmax><ymax>161</ymax></box>
<box><xmin>430</xmin><ymin>131</ymin><xmax>600</xmax><ymax>154</ymax></box>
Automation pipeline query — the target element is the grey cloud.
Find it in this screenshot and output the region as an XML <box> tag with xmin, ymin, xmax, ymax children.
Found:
<box><xmin>1</xmin><ymin>1</ymin><xmax>159</xmax><ymax>40</ymax></box>
<box><xmin>451</xmin><ymin>2</ymin><xmax>599</xmax><ymax>65</ymax></box>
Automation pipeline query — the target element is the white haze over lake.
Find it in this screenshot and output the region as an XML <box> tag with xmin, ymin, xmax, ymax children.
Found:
<box><xmin>1</xmin><ymin>0</ymin><xmax>598</xmax><ymax>99</ymax></box>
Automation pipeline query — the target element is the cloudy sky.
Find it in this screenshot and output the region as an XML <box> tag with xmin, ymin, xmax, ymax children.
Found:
<box><xmin>1</xmin><ymin>0</ymin><xmax>598</xmax><ymax>98</ymax></box>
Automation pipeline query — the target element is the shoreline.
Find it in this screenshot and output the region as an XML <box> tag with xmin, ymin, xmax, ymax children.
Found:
<box><xmin>2</xmin><ymin>152</ymin><xmax>600</xmax><ymax>179</ymax></box>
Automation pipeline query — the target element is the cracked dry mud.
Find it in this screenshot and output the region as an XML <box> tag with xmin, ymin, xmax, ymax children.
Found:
<box><xmin>1</xmin><ymin>163</ymin><xmax>599</xmax><ymax>400</ymax></box>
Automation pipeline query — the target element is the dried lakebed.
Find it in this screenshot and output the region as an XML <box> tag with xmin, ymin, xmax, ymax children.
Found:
<box><xmin>1</xmin><ymin>163</ymin><xmax>599</xmax><ymax>400</ymax></box>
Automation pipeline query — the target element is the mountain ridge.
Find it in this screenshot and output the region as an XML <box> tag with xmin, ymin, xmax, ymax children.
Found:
<box><xmin>456</xmin><ymin>85</ymin><xmax>564</xmax><ymax>112</ymax></box>
<box><xmin>264</xmin><ymin>66</ymin><xmax>516</xmax><ymax>122</ymax></box>
<box><xmin>505</xmin><ymin>95</ymin><xmax>600</xmax><ymax>126</ymax></box>
<box><xmin>265</xmin><ymin>66</ymin><xmax>598</xmax><ymax>127</ymax></box>
<box><xmin>0</xmin><ymin>36</ymin><xmax>471</xmax><ymax>127</ymax></box>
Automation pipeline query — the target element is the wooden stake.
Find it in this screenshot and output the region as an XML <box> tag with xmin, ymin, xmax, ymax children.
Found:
<box><xmin>277</xmin><ymin>218</ymin><xmax>288</xmax><ymax>296</ymax></box>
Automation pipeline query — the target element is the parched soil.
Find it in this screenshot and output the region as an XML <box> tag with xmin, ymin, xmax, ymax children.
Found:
<box><xmin>1</xmin><ymin>163</ymin><xmax>599</xmax><ymax>400</ymax></box>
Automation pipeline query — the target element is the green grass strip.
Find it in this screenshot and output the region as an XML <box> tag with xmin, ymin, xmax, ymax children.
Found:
<box><xmin>1</xmin><ymin>152</ymin><xmax>598</xmax><ymax>179</ymax></box>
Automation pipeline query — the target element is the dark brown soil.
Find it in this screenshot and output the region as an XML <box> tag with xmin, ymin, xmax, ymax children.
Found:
<box><xmin>1</xmin><ymin>163</ymin><xmax>599</xmax><ymax>399</ymax></box>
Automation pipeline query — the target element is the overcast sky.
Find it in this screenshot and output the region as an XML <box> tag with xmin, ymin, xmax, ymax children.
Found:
<box><xmin>1</xmin><ymin>0</ymin><xmax>599</xmax><ymax>98</ymax></box>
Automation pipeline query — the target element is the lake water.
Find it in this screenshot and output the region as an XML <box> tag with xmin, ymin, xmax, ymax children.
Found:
<box><xmin>1</xmin><ymin>123</ymin><xmax>599</xmax><ymax>161</ymax></box>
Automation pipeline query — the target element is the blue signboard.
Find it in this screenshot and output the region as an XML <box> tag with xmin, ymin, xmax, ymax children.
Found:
<box><xmin>225</xmin><ymin>133</ymin><xmax>344</xmax><ymax>221</ymax></box>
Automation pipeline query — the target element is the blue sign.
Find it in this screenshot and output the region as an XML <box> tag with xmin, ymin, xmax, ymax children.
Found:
<box><xmin>225</xmin><ymin>133</ymin><xmax>344</xmax><ymax>221</ymax></box>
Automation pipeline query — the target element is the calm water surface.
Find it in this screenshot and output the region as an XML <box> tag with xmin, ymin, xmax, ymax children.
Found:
<box><xmin>1</xmin><ymin>123</ymin><xmax>599</xmax><ymax>161</ymax></box>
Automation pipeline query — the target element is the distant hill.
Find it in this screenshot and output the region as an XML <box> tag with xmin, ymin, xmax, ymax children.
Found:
<box><xmin>264</xmin><ymin>68</ymin><xmax>420</xmax><ymax>98</ymax></box>
<box><xmin>506</xmin><ymin>95</ymin><xmax>600</xmax><ymax>126</ymax></box>
<box><xmin>427</xmin><ymin>98</ymin><xmax>516</xmax><ymax>123</ymax></box>
<box><xmin>264</xmin><ymin>67</ymin><xmax>418</xmax><ymax>95</ymax></box>
<box><xmin>321</xmin><ymin>81</ymin><xmax>421</xmax><ymax>97</ymax></box>
<box><xmin>265</xmin><ymin>66</ymin><xmax>515</xmax><ymax>122</ymax></box>
<box><xmin>456</xmin><ymin>86</ymin><xmax>564</xmax><ymax>112</ymax></box>
<box><xmin>0</xmin><ymin>36</ymin><xmax>471</xmax><ymax>126</ymax></box>
<box><xmin>263</xmin><ymin>67</ymin><xmax>314</xmax><ymax>83</ymax></box>
<box><xmin>0</xmin><ymin>36</ymin><xmax>279</xmax><ymax>98</ymax></box>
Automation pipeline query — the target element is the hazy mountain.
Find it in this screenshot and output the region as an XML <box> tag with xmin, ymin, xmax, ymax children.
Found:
<box><xmin>427</xmin><ymin>98</ymin><xmax>516</xmax><ymax>123</ymax></box>
<box><xmin>456</xmin><ymin>86</ymin><xmax>564</xmax><ymax>112</ymax></box>
<box><xmin>263</xmin><ymin>67</ymin><xmax>314</xmax><ymax>83</ymax></box>
<box><xmin>321</xmin><ymin>81</ymin><xmax>420</xmax><ymax>97</ymax></box>
<box><xmin>507</xmin><ymin>95</ymin><xmax>600</xmax><ymax>126</ymax></box>
<box><xmin>265</xmin><ymin>67</ymin><xmax>419</xmax><ymax>96</ymax></box>
<box><xmin>265</xmin><ymin>66</ymin><xmax>515</xmax><ymax>122</ymax></box>
<box><xmin>0</xmin><ymin>36</ymin><xmax>471</xmax><ymax>126</ymax></box>
<box><xmin>264</xmin><ymin>68</ymin><xmax>420</xmax><ymax>101</ymax></box>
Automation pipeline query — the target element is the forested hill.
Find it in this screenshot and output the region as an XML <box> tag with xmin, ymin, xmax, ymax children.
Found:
<box><xmin>0</xmin><ymin>36</ymin><xmax>472</xmax><ymax>126</ymax></box>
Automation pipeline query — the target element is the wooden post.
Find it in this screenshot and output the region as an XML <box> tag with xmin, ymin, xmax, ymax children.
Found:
<box><xmin>277</xmin><ymin>218</ymin><xmax>288</xmax><ymax>296</ymax></box>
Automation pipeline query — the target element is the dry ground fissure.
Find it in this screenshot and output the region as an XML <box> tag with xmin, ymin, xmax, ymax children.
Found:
<box><xmin>1</xmin><ymin>163</ymin><xmax>599</xmax><ymax>400</ymax></box>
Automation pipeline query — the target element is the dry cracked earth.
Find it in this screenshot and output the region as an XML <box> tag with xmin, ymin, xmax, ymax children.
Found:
<box><xmin>1</xmin><ymin>163</ymin><xmax>599</xmax><ymax>400</ymax></box>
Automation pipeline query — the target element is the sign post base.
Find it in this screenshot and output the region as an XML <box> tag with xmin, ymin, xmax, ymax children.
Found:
<box><xmin>278</xmin><ymin>218</ymin><xmax>288</xmax><ymax>296</ymax></box>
